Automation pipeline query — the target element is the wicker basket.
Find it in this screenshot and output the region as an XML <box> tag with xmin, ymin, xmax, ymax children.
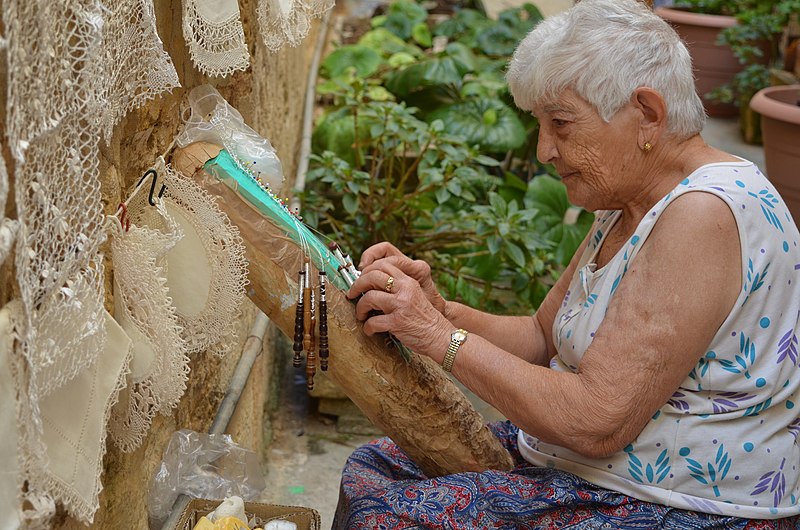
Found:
<box><xmin>176</xmin><ymin>499</ymin><xmax>321</xmax><ymax>530</ymax></box>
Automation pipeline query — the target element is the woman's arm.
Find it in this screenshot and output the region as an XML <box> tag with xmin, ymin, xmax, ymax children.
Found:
<box><xmin>353</xmin><ymin>192</ymin><xmax>741</xmax><ymax>458</ymax></box>
<box><xmin>440</xmin><ymin>234</ymin><xmax>589</xmax><ymax>366</ymax></box>
<box><xmin>446</xmin><ymin>192</ymin><xmax>741</xmax><ymax>457</ymax></box>
<box><xmin>355</xmin><ymin>236</ymin><xmax>590</xmax><ymax>367</ymax></box>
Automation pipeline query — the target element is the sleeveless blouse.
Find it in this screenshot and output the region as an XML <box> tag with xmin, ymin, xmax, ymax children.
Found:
<box><xmin>518</xmin><ymin>160</ymin><xmax>800</xmax><ymax>518</ymax></box>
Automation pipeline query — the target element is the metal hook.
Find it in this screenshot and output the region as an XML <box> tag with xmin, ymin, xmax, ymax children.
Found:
<box><xmin>136</xmin><ymin>168</ymin><xmax>166</xmax><ymax>206</ymax></box>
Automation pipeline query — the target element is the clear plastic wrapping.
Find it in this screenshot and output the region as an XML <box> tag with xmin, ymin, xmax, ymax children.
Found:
<box><xmin>148</xmin><ymin>430</ymin><xmax>266</xmax><ymax>528</ymax></box>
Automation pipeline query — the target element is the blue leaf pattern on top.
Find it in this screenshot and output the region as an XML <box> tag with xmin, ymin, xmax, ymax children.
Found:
<box><xmin>710</xmin><ymin>392</ymin><xmax>754</xmax><ymax>413</ymax></box>
<box><xmin>777</xmin><ymin>329</ymin><xmax>798</xmax><ymax>365</ymax></box>
<box><xmin>685</xmin><ymin>445</ymin><xmax>732</xmax><ymax>497</ymax></box>
<box><xmin>751</xmin><ymin>458</ymin><xmax>787</xmax><ymax>506</ymax></box>
<box><xmin>748</xmin><ymin>189</ymin><xmax>784</xmax><ymax>232</ymax></box>
<box><xmin>627</xmin><ymin>447</ymin><xmax>670</xmax><ymax>485</ymax></box>
<box><xmin>718</xmin><ymin>333</ymin><xmax>756</xmax><ymax>379</ymax></box>
<box><xmin>743</xmin><ymin>397</ymin><xmax>772</xmax><ymax>417</ymax></box>
<box><xmin>741</xmin><ymin>259</ymin><xmax>770</xmax><ymax>307</ymax></box>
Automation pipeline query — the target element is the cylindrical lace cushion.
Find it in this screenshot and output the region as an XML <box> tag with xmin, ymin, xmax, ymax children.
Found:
<box><xmin>109</xmin><ymin>198</ymin><xmax>190</xmax><ymax>453</ymax></box>
<box><xmin>182</xmin><ymin>0</ymin><xmax>249</xmax><ymax>77</ymax></box>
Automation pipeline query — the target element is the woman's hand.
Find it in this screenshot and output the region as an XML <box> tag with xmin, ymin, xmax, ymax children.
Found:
<box><xmin>347</xmin><ymin>256</ymin><xmax>452</xmax><ymax>362</ymax></box>
<box><xmin>357</xmin><ymin>242</ymin><xmax>448</xmax><ymax>316</ymax></box>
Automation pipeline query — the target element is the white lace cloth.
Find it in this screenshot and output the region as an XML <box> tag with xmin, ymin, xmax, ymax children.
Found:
<box><xmin>161</xmin><ymin>165</ymin><xmax>248</xmax><ymax>357</ymax></box>
<box><xmin>0</xmin><ymin>153</ymin><xmax>17</xmax><ymax>266</ymax></box>
<box><xmin>109</xmin><ymin>192</ymin><xmax>190</xmax><ymax>453</ymax></box>
<box><xmin>183</xmin><ymin>0</ymin><xmax>250</xmax><ymax>77</ymax></box>
<box><xmin>257</xmin><ymin>0</ymin><xmax>334</xmax><ymax>52</ymax></box>
<box><xmin>32</xmin><ymin>310</ymin><xmax>131</xmax><ymax>524</ymax></box>
<box><xmin>0</xmin><ymin>305</ymin><xmax>22</xmax><ymax>530</ymax></box>
<box><xmin>98</xmin><ymin>0</ymin><xmax>181</xmax><ymax>142</ymax></box>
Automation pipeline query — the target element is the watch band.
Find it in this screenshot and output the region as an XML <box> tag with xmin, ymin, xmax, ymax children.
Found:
<box><xmin>442</xmin><ymin>328</ymin><xmax>468</xmax><ymax>372</ymax></box>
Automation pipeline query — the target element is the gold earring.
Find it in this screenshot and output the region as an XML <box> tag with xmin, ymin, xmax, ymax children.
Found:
<box><xmin>642</xmin><ymin>142</ymin><xmax>653</xmax><ymax>153</ymax></box>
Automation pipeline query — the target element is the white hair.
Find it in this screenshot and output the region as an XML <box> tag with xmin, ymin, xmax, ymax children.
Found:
<box><xmin>506</xmin><ymin>0</ymin><xmax>706</xmax><ymax>139</ymax></box>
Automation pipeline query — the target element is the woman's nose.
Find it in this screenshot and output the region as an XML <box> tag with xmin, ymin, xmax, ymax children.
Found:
<box><xmin>536</xmin><ymin>126</ymin><xmax>558</xmax><ymax>165</ymax></box>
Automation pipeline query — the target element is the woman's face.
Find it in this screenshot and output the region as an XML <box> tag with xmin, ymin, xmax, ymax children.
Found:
<box><xmin>533</xmin><ymin>89</ymin><xmax>640</xmax><ymax>211</ymax></box>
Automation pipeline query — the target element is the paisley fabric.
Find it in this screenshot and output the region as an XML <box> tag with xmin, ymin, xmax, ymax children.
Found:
<box><xmin>519</xmin><ymin>160</ymin><xmax>800</xmax><ymax>518</ymax></box>
<box><xmin>334</xmin><ymin>421</ymin><xmax>797</xmax><ymax>529</ymax></box>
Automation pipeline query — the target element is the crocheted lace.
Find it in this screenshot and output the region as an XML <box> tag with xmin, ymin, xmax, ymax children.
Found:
<box><xmin>98</xmin><ymin>0</ymin><xmax>180</xmax><ymax>142</ymax></box>
<box><xmin>257</xmin><ymin>0</ymin><xmax>334</xmax><ymax>53</ymax></box>
<box><xmin>183</xmin><ymin>0</ymin><xmax>249</xmax><ymax>77</ymax></box>
<box><xmin>109</xmin><ymin>190</ymin><xmax>190</xmax><ymax>453</ymax></box>
<box><xmin>161</xmin><ymin>165</ymin><xmax>248</xmax><ymax>357</ymax></box>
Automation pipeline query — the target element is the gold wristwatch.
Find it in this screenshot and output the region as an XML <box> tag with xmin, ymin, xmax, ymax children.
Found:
<box><xmin>442</xmin><ymin>328</ymin><xmax>468</xmax><ymax>372</ymax></box>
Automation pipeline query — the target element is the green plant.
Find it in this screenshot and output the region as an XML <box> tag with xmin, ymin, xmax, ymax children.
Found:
<box><xmin>305</xmin><ymin>0</ymin><xmax>592</xmax><ymax>313</ymax></box>
<box><xmin>677</xmin><ymin>0</ymin><xmax>800</xmax><ymax>107</ymax></box>
<box><xmin>305</xmin><ymin>79</ymin><xmax>591</xmax><ymax>313</ymax></box>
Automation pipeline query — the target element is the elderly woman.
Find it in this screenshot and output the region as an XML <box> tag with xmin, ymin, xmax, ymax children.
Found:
<box><xmin>333</xmin><ymin>0</ymin><xmax>800</xmax><ymax>528</ymax></box>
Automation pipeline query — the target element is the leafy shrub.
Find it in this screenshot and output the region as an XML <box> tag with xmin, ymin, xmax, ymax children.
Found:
<box><xmin>304</xmin><ymin>2</ymin><xmax>593</xmax><ymax>314</ymax></box>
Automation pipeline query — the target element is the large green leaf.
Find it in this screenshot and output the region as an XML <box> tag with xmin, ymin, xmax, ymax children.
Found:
<box><xmin>384</xmin><ymin>56</ymin><xmax>468</xmax><ymax>96</ymax></box>
<box><xmin>476</xmin><ymin>24</ymin><xmax>522</xmax><ymax>57</ymax></box>
<box><xmin>428</xmin><ymin>99</ymin><xmax>526</xmax><ymax>152</ymax></box>
<box><xmin>321</xmin><ymin>45</ymin><xmax>382</xmax><ymax>79</ymax></box>
<box><xmin>358</xmin><ymin>28</ymin><xmax>424</xmax><ymax>58</ymax></box>
<box><xmin>379</xmin><ymin>1</ymin><xmax>428</xmax><ymax>39</ymax></box>
<box><xmin>524</xmin><ymin>175</ymin><xmax>594</xmax><ymax>265</ymax></box>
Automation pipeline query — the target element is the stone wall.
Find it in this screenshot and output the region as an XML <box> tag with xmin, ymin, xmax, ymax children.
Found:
<box><xmin>0</xmin><ymin>0</ymin><xmax>322</xmax><ymax>527</ymax></box>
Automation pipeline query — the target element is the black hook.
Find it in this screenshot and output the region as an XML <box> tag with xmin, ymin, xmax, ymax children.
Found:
<box><xmin>136</xmin><ymin>168</ymin><xmax>166</xmax><ymax>206</ymax></box>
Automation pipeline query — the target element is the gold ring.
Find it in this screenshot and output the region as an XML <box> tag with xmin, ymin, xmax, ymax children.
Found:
<box><xmin>385</xmin><ymin>276</ymin><xmax>394</xmax><ymax>293</ymax></box>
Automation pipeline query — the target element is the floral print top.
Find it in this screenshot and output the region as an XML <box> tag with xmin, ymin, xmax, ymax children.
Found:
<box><xmin>518</xmin><ymin>160</ymin><xmax>800</xmax><ymax>518</ymax></box>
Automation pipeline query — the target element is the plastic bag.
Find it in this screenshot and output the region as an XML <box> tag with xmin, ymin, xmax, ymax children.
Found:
<box><xmin>148</xmin><ymin>429</ymin><xmax>267</xmax><ymax>528</ymax></box>
<box><xmin>176</xmin><ymin>84</ymin><xmax>284</xmax><ymax>192</ymax></box>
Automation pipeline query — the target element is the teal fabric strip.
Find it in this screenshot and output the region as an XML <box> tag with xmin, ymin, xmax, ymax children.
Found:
<box><xmin>204</xmin><ymin>149</ymin><xmax>349</xmax><ymax>291</ymax></box>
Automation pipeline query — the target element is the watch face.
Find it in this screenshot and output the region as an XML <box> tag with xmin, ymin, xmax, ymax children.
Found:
<box><xmin>452</xmin><ymin>330</ymin><xmax>468</xmax><ymax>342</ymax></box>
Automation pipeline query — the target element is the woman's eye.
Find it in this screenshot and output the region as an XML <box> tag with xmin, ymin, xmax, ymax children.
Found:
<box><xmin>553</xmin><ymin>119</ymin><xmax>568</xmax><ymax>127</ymax></box>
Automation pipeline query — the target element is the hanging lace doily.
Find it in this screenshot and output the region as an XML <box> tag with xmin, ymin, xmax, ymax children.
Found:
<box><xmin>257</xmin><ymin>0</ymin><xmax>334</xmax><ymax>53</ymax></box>
<box><xmin>161</xmin><ymin>165</ymin><xmax>248</xmax><ymax>356</ymax></box>
<box><xmin>301</xmin><ymin>0</ymin><xmax>335</xmax><ymax>20</ymax></box>
<box><xmin>109</xmin><ymin>194</ymin><xmax>190</xmax><ymax>453</ymax></box>
<box><xmin>29</xmin><ymin>310</ymin><xmax>131</xmax><ymax>524</ymax></box>
<box><xmin>257</xmin><ymin>0</ymin><xmax>311</xmax><ymax>53</ymax></box>
<box><xmin>183</xmin><ymin>0</ymin><xmax>250</xmax><ymax>77</ymax></box>
<box><xmin>98</xmin><ymin>0</ymin><xmax>180</xmax><ymax>143</ymax></box>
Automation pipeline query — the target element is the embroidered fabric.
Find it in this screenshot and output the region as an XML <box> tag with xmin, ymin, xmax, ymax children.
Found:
<box><xmin>30</xmin><ymin>310</ymin><xmax>132</xmax><ymax>524</ymax></box>
<box><xmin>98</xmin><ymin>0</ymin><xmax>180</xmax><ymax>142</ymax></box>
<box><xmin>182</xmin><ymin>0</ymin><xmax>250</xmax><ymax>77</ymax></box>
<box><xmin>109</xmin><ymin>194</ymin><xmax>190</xmax><ymax>453</ymax></box>
<box><xmin>160</xmin><ymin>165</ymin><xmax>248</xmax><ymax>356</ymax></box>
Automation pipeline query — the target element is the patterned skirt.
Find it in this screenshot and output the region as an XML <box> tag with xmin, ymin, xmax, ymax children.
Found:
<box><xmin>333</xmin><ymin>421</ymin><xmax>799</xmax><ymax>529</ymax></box>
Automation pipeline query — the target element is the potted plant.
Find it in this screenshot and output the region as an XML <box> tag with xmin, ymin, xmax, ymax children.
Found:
<box><xmin>657</xmin><ymin>0</ymin><xmax>797</xmax><ymax>142</ymax></box>
<box><xmin>749</xmin><ymin>84</ymin><xmax>800</xmax><ymax>219</ymax></box>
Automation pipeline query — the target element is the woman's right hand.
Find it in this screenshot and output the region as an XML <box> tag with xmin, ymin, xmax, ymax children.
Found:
<box><xmin>357</xmin><ymin>242</ymin><xmax>448</xmax><ymax>316</ymax></box>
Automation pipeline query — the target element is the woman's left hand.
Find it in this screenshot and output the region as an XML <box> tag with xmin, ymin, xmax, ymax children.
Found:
<box><xmin>347</xmin><ymin>262</ymin><xmax>452</xmax><ymax>362</ymax></box>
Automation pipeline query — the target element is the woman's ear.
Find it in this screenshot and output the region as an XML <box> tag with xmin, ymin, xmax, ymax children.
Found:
<box><xmin>632</xmin><ymin>87</ymin><xmax>667</xmax><ymax>148</ymax></box>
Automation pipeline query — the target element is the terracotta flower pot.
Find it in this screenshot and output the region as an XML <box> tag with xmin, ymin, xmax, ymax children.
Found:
<box><xmin>656</xmin><ymin>7</ymin><xmax>740</xmax><ymax>117</ymax></box>
<box><xmin>750</xmin><ymin>85</ymin><xmax>800</xmax><ymax>221</ymax></box>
